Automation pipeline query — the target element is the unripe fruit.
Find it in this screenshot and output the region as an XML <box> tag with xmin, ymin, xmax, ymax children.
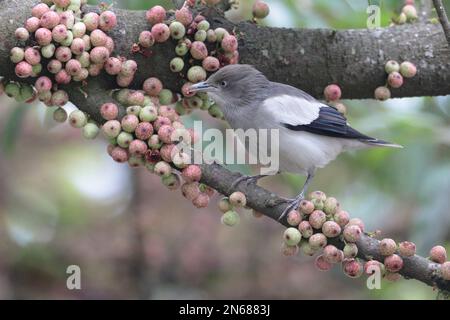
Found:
<box><xmin>385</xmin><ymin>272</ymin><xmax>402</xmax><ymax>282</ymax></box>
<box><xmin>215</xmin><ymin>27</ymin><xmax>229</xmax><ymax>42</ymax></box>
<box><xmin>126</xmin><ymin>106</ymin><xmax>141</xmax><ymax>117</ymax></box>
<box><xmin>299</xmin><ymin>199</ymin><xmax>315</xmax><ymax>215</ymax></box>
<box><xmin>287</xmin><ymin>210</ymin><xmax>302</xmax><ymax>226</ymax></box>
<box><xmin>282</xmin><ymin>243</ymin><xmax>299</xmax><ymax>257</ymax></box>
<box><xmin>384</xmin><ymin>254</ymin><xmax>404</xmax><ymax>272</ymax></box>
<box><xmin>51</xmin><ymin>90</ymin><xmax>69</xmax><ymax>106</ymax></box>
<box><xmin>221</xmin><ymin>34</ymin><xmax>238</xmax><ymax>53</ymax></box>
<box><xmin>102</xmin><ymin>120</ymin><xmax>122</xmax><ymax>139</ymax></box>
<box><xmin>323</xmin><ymin>197</ymin><xmax>339</xmax><ymax>215</ymax></box>
<box><xmin>324</xmin><ymin>84</ymin><xmax>341</xmax><ymax>101</ymax></box>
<box><xmin>181</xmin><ymin>182</ymin><xmax>201</xmax><ymax>201</ymax></box>
<box><xmin>35</xmin><ymin>28</ymin><xmax>52</xmax><ymax>46</ymax></box>
<box><xmin>441</xmin><ymin>262</ymin><xmax>450</xmax><ymax>280</ymax></box>
<box><xmin>284</xmin><ymin>227</ymin><xmax>302</xmax><ymax>246</ymax></box>
<box><xmin>323</xmin><ymin>245</ymin><xmax>343</xmax><ymax>264</ymax></box>
<box><xmin>190</xmin><ymin>41</ymin><xmax>208</xmax><ymax>60</ymax></box>
<box><xmin>252</xmin><ymin>0</ymin><xmax>270</xmax><ymax>19</ymax></box>
<box><xmin>388</xmin><ymin>72</ymin><xmax>404</xmax><ymax>88</ymax></box>
<box><xmin>135</xmin><ymin>122</ymin><xmax>154</xmax><ymax>140</ymax></box>
<box><xmin>41</xmin><ymin>43</ymin><xmax>56</xmax><ymax>59</ymax></box>
<box><xmin>309</xmin><ymin>210</ymin><xmax>326</xmax><ymax>229</ymax></box>
<box><xmin>202</xmin><ymin>56</ymin><xmax>220</xmax><ymax>72</ymax></box>
<box><xmin>139</xmin><ymin>106</ymin><xmax>158</xmax><ymax>122</ymax></box>
<box><xmin>129</xmin><ymin>139</ymin><xmax>148</xmax><ymax>155</ymax></box>
<box><xmin>120</xmin><ymin>60</ymin><xmax>138</xmax><ymax>77</ymax></box>
<box><xmin>32</xmin><ymin>3</ymin><xmax>50</xmax><ymax>19</ymax></box>
<box><xmin>296</xmin><ymin>221</ymin><xmax>312</xmax><ymax>239</ymax></box>
<box><xmin>69</xmin><ymin>110</ymin><xmax>87</xmax><ymax>128</ymax></box>
<box><xmin>15</xmin><ymin>27</ymin><xmax>29</xmax><ymax>41</ymax></box>
<box><xmin>154</xmin><ymin>161</ymin><xmax>172</xmax><ymax>177</ymax></box>
<box><xmin>221</xmin><ymin>210</ymin><xmax>240</xmax><ymax>226</ymax></box>
<box><xmin>175</xmin><ymin>7</ymin><xmax>193</xmax><ymax>26</ymax></box>
<box><xmin>187</xmin><ymin>66</ymin><xmax>207</xmax><ymax>83</ymax></box>
<box><xmin>333</xmin><ymin>210</ymin><xmax>350</xmax><ymax>228</ymax></box>
<box><xmin>159</xmin><ymin>89</ymin><xmax>174</xmax><ymax>105</ymax></box>
<box><xmin>25</xmin><ymin>17</ymin><xmax>40</xmax><ymax>33</ymax></box>
<box><xmin>31</xmin><ymin>64</ymin><xmax>42</xmax><ymax>77</ymax></box>
<box><xmin>385</xmin><ymin>60</ymin><xmax>400</xmax><ymax>74</ymax></box>
<box><xmin>100</xmin><ymin>103</ymin><xmax>119</xmax><ymax>121</ymax></box>
<box><xmin>218</xmin><ymin>197</ymin><xmax>232</xmax><ymax>213</ymax></box>
<box><xmin>170</xmin><ymin>57</ymin><xmax>185</xmax><ymax>72</ymax></box>
<box><xmin>72</xmin><ymin>22</ymin><xmax>86</xmax><ymax>38</ymax></box>
<box><xmin>400</xmin><ymin>61</ymin><xmax>417</xmax><ymax>78</ymax></box>
<box><xmin>99</xmin><ymin>11</ymin><xmax>117</xmax><ymax>32</ymax></box>
<box><xmin>73</xmin><ymin>68</ymin><xmax>88</xmax><ymax>82</ymax></box>
<box><xmin>54</xmin><ymin>0</ymin><xmax>70</xmax><ymax>8</ymax></box>
<box><xmin>172</xmin><ymin>151</ymin><xmax>190</xmax><ymax>169</ymax></box>
<box><xmin>343</xmin><ymin>225</ymin><xmax>361</xmax><ymax>243</ymax></box>
<box><xmin>206</xmin><ymin>29</ymin><xmax>217</xmax><ymax>43</ymax></box>
<box><xmin>82</xmin><ymin>123</ymin><xmax>100</xmax><ymax>140</ymax></box>
<box><xmin>90</xmin><ymin>46</ymin><xmax>109</xmax><ymax>64</ymax></box>
<box><xmin>127</xmin><ymin>91</ymin><xmax>145</xmax><ymax>106</ymax></box>
<box><xmin>195</xmin><ymin>30</ymin><xmax>207</xmax><ymax>42</ymax></box>
<box><xmin>379</xmin><ymin>238</ymin><xmax>397</xmax><ymax>256</ymax></box>
<box><xmin>151</xmin><ymin>23</ymin><xmax>170</xmax><ymax>43</ymax></box>
<box><xmin>398</xmin><ymin>241</ymin><xmax>416</xmax><ymax>257</ymax></box>
<box><xmin>117</xmin><ymin>131</ymin><xmax>133</xmax><ymax>148</ymax></box>
<box><xmin>315</xmin><ymin>255</ymin><xmax>332</xmax><ymax>271</ymax></box>
<box><xmin>82</xmin><ymin>35</ymin><xmax>92</xmax><ymax>51</ymax></box>
<box><xmin>343</xmin><ymin>243</ymin><xmax>358</xmax><ymax>259</ymax></box>
<box><xmin>322</xmin><ymin>221</ymin><xmax>342</xmax><ymax>238</ymax></box>
<box><xmin>55</xmin><ymin>46</ymin><xmax>72</xmax><ymax>62</ymax></box>
<box><xmin>348</xmin><ymin>218</ymin><xmax>365</xmax><ymax>232</ymax></box>
<box><xmin>181</xmin><ymin>165</ymin><xmax>202</xmax><ymax>183</ymax></box>
<box><xmin>111</xmin><ymin>146</ymin><xmax>129</xmax><ymax>163</ymax></box>
<box><xmin>10</xmin><ymin>47</ymin><xmax>25</xmax><ymax>64</ymax></box>
<box><xmin>229</xmin><ymin>191</ymin><xmax>247</xmax><ymax>208</ymax></box>
<box><xmin>71</xmin><ymin>38</ymin><xmax>86</xmax><ymax>55</ymax></box>
<box><xmin>5</xmin><ymin>83</ymin><xmax>20</xmax><ymax>98</ymax></box>
<box><xmin>40</xmin><ymin>11</ymin><xmax>60</xmax><ymax>29</ymax></box>
<box><xmin>148</xmin><ymin>134</ymin><xmax>162</xmax><ymax>150</ymax></box>
<box><xmin>146</xmin><ymin>5</ymin><xmax>166</xmax><ymax>25</ymax></box>
<box><xmin>117</xmin><ymin>74</ymin><xmax>134</xmax><ymax>88</ymax></box>
<box><xmin>15</xmin><ymin>61</ymin><xmax>33</xmax><ymax>78</ymax></box>
<box><xmin>309</xmin><ymin>233</ymin><xmax>327</xmax><ymax>249</ymax></box>
<box><xmin>169</xmin><ymin>21</ymin><xmax>186</xmax><ymax>40</ymax></box>
<box><xmin>208</xmin><ymin>104</ymin><xmax>224</xmax><ymax>119</ymax></box>
<box><xmin>18</xmin><ymin>85</ymin><xmax>35</xmax><ymax>103</ymax></box>
<box><xmin>197</xmin><ymin>20</ymin><xmax>210</xmax><ymax>31</ymax></box>
<box><xmin>374</xmin><ymin>86</ymin><xmax>391</xmax><ymax>101</ymax></box>
<box><xmin>176</xmin><ymin>42</ymin><xmax>189</xmax><ymax>56</ymax></box>
<box><xmin>35</xmin><ymin>76</ymin><xmax>52</xmax><ymax>93</ymax></box>
<box><xmin>309</xmin><ymin>190</ymin><xmax>327</xmax><ymax>201</ymax></box>
<box><xmin>53</xmin><ymin>107</ymin><xmax>68</xmax><ymax>123</ymax></box>
<box><xmin>139</xmin><ymin>31</ymin><xmax>155</xmax><ymax>48</ymax></box>
<box><xmin>58</xmin><ymin>31</ymin><xmax>74</xmax><ymax>48</ymax></box>
<box><xmin>429</xmin><ymin>245</ymin><xmax>447</xmax><ymax>264</ymax></box>
<box><xmin>81</xmin><ymin>12</ymin><xmax>97</xmax><ymax>29</ymax></box>
<box><xmin>89</xmin><ymin>63</ymin><xmax>103</xmax><ymax>77</ymax></box>
<box><xmin>342</xmin><ymin>259</ymin><xmax>362</xmax><ymax>278</ymax></box>
<box><xmin>143</xmin><ymin>77</ymin><xmax>163</xmax><ymax>96</ymax></box>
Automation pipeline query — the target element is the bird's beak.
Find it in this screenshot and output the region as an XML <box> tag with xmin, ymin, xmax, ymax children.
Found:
<box><xmin>188</xmin><ymin>81</ymin><xmax>216</xmax><ymax>93</ymax></box>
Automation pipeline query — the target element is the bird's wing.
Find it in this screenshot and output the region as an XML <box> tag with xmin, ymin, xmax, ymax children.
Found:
<box><xmin>262</xmin><ymin>94</ymin><xmax>374</xmax><ymax>140</ymax></box>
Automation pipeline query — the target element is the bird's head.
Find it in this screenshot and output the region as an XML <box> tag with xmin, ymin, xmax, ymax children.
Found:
<box><xmin>189</xmin><ymin>64</ymin><xmax>270</xmax><ymax>108</ymax></box>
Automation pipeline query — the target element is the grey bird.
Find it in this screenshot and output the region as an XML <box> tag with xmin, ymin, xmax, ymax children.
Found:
<box><xmin>189</xmin><ymin>65</ymin><xmax>402</xmax><ymax>220</ymax></box>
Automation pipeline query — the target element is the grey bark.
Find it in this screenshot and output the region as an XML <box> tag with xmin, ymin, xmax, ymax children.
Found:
<box><xmin>0</xmin><ymin>0</ymin><xmax>449</xmax><ymax>292</ymax></box>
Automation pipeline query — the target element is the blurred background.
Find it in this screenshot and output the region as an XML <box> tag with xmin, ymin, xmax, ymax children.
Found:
<box><xmin>0</xmin><ymin>0</ymin><xmax>449</xmax><ymax>299</ymax></box>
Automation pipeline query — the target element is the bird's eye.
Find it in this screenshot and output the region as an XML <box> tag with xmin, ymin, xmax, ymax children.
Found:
<box><xmin>220</xmin><ymin>81</ymin><xmax>227</xmax><ymax>87</ymax></box>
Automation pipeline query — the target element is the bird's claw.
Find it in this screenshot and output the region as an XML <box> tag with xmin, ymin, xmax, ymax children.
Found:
<box><xmin>278</xmin><ymin>194</ymin><xmax>305</xmax><ymax>221</ymax></box>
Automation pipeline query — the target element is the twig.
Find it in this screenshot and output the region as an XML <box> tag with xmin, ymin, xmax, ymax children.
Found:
<box><xmin>433</xmin><ymin>0</ymin><xmax>450</xmax><ymax>47</ymax></box>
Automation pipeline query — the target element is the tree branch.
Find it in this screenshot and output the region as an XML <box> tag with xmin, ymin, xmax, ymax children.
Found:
<box><xmin>2</xmin><ymin>0</ymin><xmax>450</xmax><ymax>100</ymax></box>
<box><xmin>0</xmin><ymin>0</ymin><xmax>449</xmax><ymax>292</ymax></box>
<box><xmin>433</xmin><ymin>0</ymin><xmax>450</xmax><ymax>47</ymax></box>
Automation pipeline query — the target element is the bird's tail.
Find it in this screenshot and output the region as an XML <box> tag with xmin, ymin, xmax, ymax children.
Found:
<box><xmin>361</xmin><ymin>138</ymin><xmax>403</xmax><ymax>148</ymax></box>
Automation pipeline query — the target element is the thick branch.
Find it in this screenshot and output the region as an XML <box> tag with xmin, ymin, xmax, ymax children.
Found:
<box><xmin>0</xmin><ymin>0</ymin><xmax>449</xmax><ymax>292</ymax></box>
<box><xmin>433</xmin><ymin>0</ymin><xmax>450</xmax><ymax>47</ymax></box>
<box><xmin>2</xmin><ymin>0</ymin><xmax>450</xmax><ymax>100</ymax></box>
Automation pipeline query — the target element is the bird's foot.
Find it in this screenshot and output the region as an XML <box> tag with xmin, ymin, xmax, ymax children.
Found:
<box><xmin>278</xmin><ymin>194</ymin><xmax>305</xmax><ymax>221</ymax></box>
<box><xmin>229</xmin><ymin>174</ymin><xmax>268</xmax><ymax>192</ymax></box>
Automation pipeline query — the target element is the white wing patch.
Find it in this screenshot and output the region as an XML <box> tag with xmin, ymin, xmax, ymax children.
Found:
<box><xmin>262</xmin><ymin>95</ymin><xmax>322</xmax><ymax>126</ymax></box>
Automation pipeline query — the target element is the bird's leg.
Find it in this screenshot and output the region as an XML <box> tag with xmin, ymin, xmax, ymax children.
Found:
<box><xmin>278</xmin><ymin>173</ymin><xmax>315</xmax><ymax>221</ymax></box>
<box><xmin>229</xmin><ymin>174</ymin><xmax>269</xmax><ymax>192</ymax></box>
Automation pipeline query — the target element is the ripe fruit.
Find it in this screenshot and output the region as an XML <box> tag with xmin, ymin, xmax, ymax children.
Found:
<box><xmin>284</xmin><ymin>227</ymin><xmax>302</xmax><ymax>246</ymax></box>
<box><xmin>35</xmin><ymin>28</ymin><xmax>52</xmax><ymax>46</ymax></box>
<box><xmin>379</xmin><ymin>238</ymin><xmax>397</xmax><ymax>256</ymax></box>
<box><xmin>135</xmin><ymin>122</ymin><xmax>154</xmax><ymax>140</ymax></box>
<box><xmin>324</xmin><ymin>84</ymin><xmax>342</xmax><ymax>101</ymax></box>
<box><xmin>15</xmin><ymin>61</ymin><xmax>33</xmax><ymax>78</ymax></box>
<box><xmin>129</xmin><ymin>140</ymin><xmax>148</xmax><ymax>155</ymax></box>
<box><xmin>90</xmin><ymin>46</ymin><xmax>110</xmax><ymax>64</ymax></box>
<box><xmin>51</xmin><ymin>90</ymin><xmax>69</xmax><ymax>106</ymax></box>
<box><xmin>102</xmin><ymin>120</ymin><xmax>122</xmax><ymax>139</ymax></box>
<box><xmin>146</xmin><ymin>5</ymin><xmax>166</xmax><ymax>25</ymax></box>
<box><xmin>143</xmin><ymin>77</ymin><xmax>163</xmax><ymax>96</ymax></box>
<box><xmin>402</xmin><ymin>4</ymin><xmax>418</xmax><ymax>21</ymax></box>
<box><xmin>342</xmin><ymin>259</ymin><xmax>362</xmax><ymax>278</ymax></box>
<box><xmin>175</xmin><ymin>7</ymin><xmax>193</xmax><ymax>26</ymax></box>
<box><xmin>374</xmin><ymin>86</ymin><xmax>391</xmax><ymax>101</ymax></box>
<box><xmin>105</xmin><ymin>57</ymin><xmax>122</xmax><ymax>75</ymax></box>
<box><xmin>99</xmin><ymin>11</ymin><xmax>117</xmax><ymax>32</ymax></box>
<box><xmin>252</xmin><ymin>1</ymin><xmax>270</xmax><ymax>19</ymax></box>
<box><xmin>298</xmin><ymin>221</ymin><xmax>313</xmax><ymax>238</ymax></box>
<box><xmin>83</xmin><ymin>12</ymin><xmax>99</xmax><ymax>31</ymax></box>
<box><xmin>221</xmin><ymin>34</ymin><xmax>238</xmax><ymax>53</ymax></box>
<box><xmin>139</xmin><ymin>31</ymin><xmax>154</xmax><ymax>48</ymax></box>
<box><xmin>282</xmin><ymin>243</ymin><xmax>299</xmax><ymax>257</ymax></box>
<box><xmin>15</xmin><ymin>27</ymin><xmax>30</xmax><ymax>41</ymax></box>
<box><xmin>315</xmin><ymin>255</ymin><xmax>332</xmax><ymax>271</ymax></box>
<box><xmin>309</xmin><ymin>233</ymin><xmax>327</xmax><ymax>249</ymax></box>
<box><xmin>388</xmin><ymin>71</ymin><xmax>404</xmax><ymax>89</ymax></box>
<box><xmin>441</xmin><ymin>262</ymin><xmax>450</xmax><ymax>280</ymax></box>
<box><xmin>35</xmin><ymin>76</ymin><xmax>52</xmax><ymax>93</ymax></box>
<box><xmin>364</xmin><ymin>260</ymin><xmax>385</xmax><ymax>276</ymax></box>
<box><xmin>398</xmin><ymin>241</ymin><xmax>416</xmax><ymax>257</ymax></box>
<box><xmin>322</xmin><ymin>221</ymin><xmax>342</xmax><ymax>238</ymax></box>
<box><xmin>309</xmin><ymin>210</ymin><xmax>326</xmax><ymax>229</ymax></box>
<box><xmin>400</xmin><ymin>61</ymin><xmax>417</xmax><ymax>78</ymax></box>
<box><xmin>299</xmin><ymin>200</ymin><xmax>314</xmax><ymax>215</ymax></box>
<box><xmin>429</xmin><ymin>245</ymin><xmax>447</xmax><ymax>264</ymax></box>
<box><xmin>229</xmin><ymin>191</ymin><xmax>247</xmax><ymax>207</ymax></box>
<box><xmin>152</xmin><ymin>23</ymin><xmax>170</xmax><ymax>43</ymax></box>
<box><xmin>181</xmin><ymin>165</ymin><xmax>202</xmax><ymax>183</ymax></box>
<box><xmin>111</xmin><ymin>146</ymin><xmax>129</xmax><ymax>163</ymax></box>
<box><xmin>287</xmin><ymin>210</ymin><xmax>302</xmax><ymax>226</ymax></box>
<box><xmin>323</xmin><ymin>245</ymin><xmax>344</xmax><ymax>264</ymax></box>
<box><xmin>190</xmin><ymin>41</ymin><xmax>208</xmax><ymax>60</ymax></box>
<box><xmin>343</xmin><ymin>225</ymin><xmax>361</xmax><ymax>243</ymax></box>
<box><xmin>202</xmin><ymin>56</ymin><xmax>220</xmax><ymax>72</ymax></box>
<box><xmin>333</xmin><ymin>210</ymin><xmax>350</xmax><ymax>228</ymax></box>
<box><xmin>384</xmin><ymin>254</ymin><xmax>404</xmax><ymax>272</ymax></box>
